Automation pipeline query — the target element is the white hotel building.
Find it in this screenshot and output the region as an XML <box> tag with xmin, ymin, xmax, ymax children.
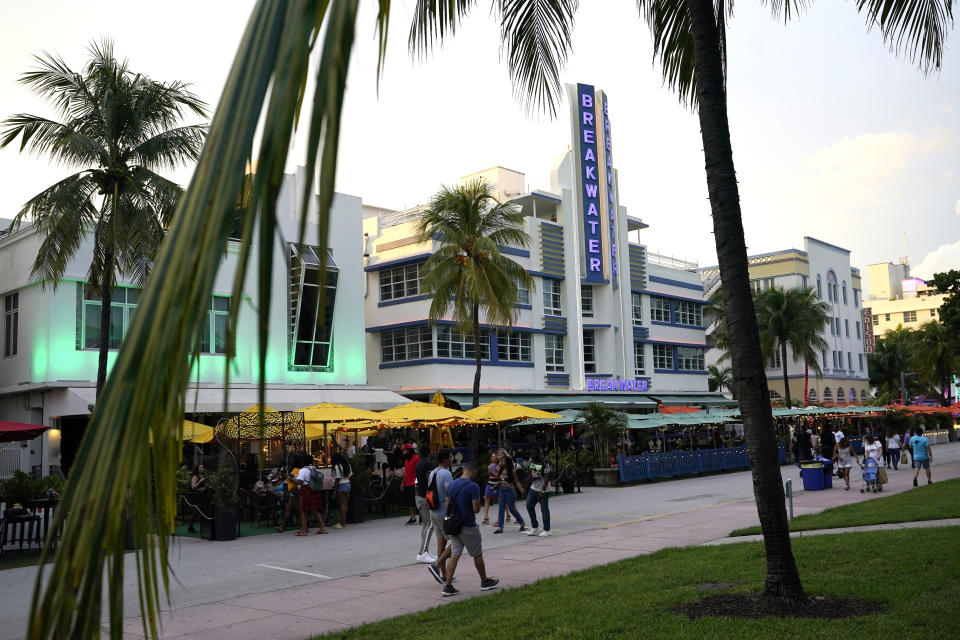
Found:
<box><xmin>361</xmin><ymin>83</ymin><xmax>729</xmax><ymax>410</ymax></box>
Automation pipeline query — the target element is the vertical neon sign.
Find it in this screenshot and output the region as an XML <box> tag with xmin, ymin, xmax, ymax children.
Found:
<box><xmin>599</xmin><ymin>92</ymin><xmax>618</xmax><ymax>282</ymax></box>
<box><xmin>577</xmin><ymin>83</ymin><xmax>604</xmax><ymax>283</ymax></box>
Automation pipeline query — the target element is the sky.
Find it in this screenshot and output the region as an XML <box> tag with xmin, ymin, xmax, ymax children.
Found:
<box><xmin>1</xmin><ymin>1</ymin><xmax>958</xmax><ymax>292</ymax></box>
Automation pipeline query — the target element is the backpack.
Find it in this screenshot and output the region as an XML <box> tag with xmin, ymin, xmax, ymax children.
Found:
<box><xmin>443</xmin><ymin>482</ymin><xmax>464</xmax><ymax>537</ymax></box>
<box><xmin>425</xmin><ymin>469</ymin><xmax>440</xmax><ymax>510</ymax></box>
<box><xmin>307</xmin><ymin>466</ymin><xmax>325</xmax><ymax>492</ymax></box>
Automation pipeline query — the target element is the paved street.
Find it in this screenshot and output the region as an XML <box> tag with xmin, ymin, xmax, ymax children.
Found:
<box><xmin>1</xmin><ymin>442</ymin><xmax>958</xmax><ymax>639</ymax></box>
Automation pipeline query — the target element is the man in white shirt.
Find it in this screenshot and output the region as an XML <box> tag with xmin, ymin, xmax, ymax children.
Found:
<box><xmin>833</xmin><ymin>428</ymin><xmax>845</xmax><ymax>444</ymax></box>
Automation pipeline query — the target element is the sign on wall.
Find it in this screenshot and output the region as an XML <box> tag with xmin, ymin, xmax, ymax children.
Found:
<box><xmin>576</xmin><ymin>83</ymin><xmax>605</xmax><ymax>283</ymax></box>
<box><xmin>862</xmin><ymin>307</ymin><xmax>875</xmax><ymax>354</ymax></box>
<box><xmin>586</xmin><ymin>378</ymin><xmax>650</xmax><ymax>392</ymax></box>
<box><xmin>597</xmin><ymin>91</ymin><xmax>618</xmax><ymax>284</ymax></box>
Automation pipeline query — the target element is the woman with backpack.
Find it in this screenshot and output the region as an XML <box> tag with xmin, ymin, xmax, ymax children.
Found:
<box><xmin>331</xmin><ymin>444</ymin><xmax>352</xmax><ymax>530</ymax></box>
<box><xmin>295</xmin><ymin>453</ymin><xmax>328</xmax><ymax>535</ymax></box>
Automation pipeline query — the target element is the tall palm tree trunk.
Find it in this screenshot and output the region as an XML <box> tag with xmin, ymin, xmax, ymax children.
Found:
<box><xmin>686</xmin><ymin>0</ymin><xmax>804</xmax><ymax>599</ymax></box>
<box><xmin>96</xmin><ymin>250</ymin><xmax>114</xmax><ymax>400</ymax></box>
<box><xmin>781</xmin><ymin>342</ymin><xmax>792</xmax><ymax>408</ymax></box>
<box><xmin>471</xmin><ymin>302</ymin><xmax>482</xmax><ymax>455</ymax></box>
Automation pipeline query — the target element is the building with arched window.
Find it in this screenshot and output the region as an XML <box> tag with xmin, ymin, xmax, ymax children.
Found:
<box><xmin>701</xmin><ymin>237</ymin><xmax>870</xmax><ymax>405</ymax></box>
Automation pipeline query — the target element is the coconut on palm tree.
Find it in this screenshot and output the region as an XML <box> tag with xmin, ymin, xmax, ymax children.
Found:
<box><xmin>0</xmin><ymin>40</ymin><xmax>206</xmax><ymax>398</ymax></box>
<box><xmin>27</xmin><ymin>2</ymin><xmax>956</xmax><ymax>635</ymax></box>
<box><xmin>754</xmin><ymin>287</ymin><xmax>830</xmax><ymax>408</ymax></box>
<box><xmin>416</xmin><ymin>180</ymin><xmax>533</xmax><ymax>453</ymax></box>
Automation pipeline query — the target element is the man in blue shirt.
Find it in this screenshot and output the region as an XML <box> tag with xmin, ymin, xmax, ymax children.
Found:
<box><xmin>437</xmin><ymin>461</ymin><xmax>500</xmax><ymax>597</ymax></box>
<box><xmin>426</xmin><ymin>449</ymin><xmax>454</xmax><ymax>583</ymax></box>
<box><xmin>910</xmin><ymin>427</ymin><xmax>934</xmax><ymax>487</ymax></box>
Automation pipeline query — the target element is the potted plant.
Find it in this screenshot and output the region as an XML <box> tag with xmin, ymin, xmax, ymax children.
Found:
<box><xmin>578</xmin><ymin>403</ymin><xmax>628</xmax><ymax>486</ymax></box>
<box><xmin>202</xmin><ymin>450</ymin><xmax>238</xmax><ymax>541</ymax></box>
<box><xmin>346</xmin><ymin>454</ymin><xmax>371</xmax><ymax>523</ymax></box>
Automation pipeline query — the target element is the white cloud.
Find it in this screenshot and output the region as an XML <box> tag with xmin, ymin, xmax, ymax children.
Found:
<box><xmin>912</xmin><ymin>239</ymin><xmax>960</xmax><ymax>280</ymax></box>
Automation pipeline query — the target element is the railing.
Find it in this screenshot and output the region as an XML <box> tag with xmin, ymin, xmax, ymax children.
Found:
<box><xmin>0</xmin><ymin>449</ymin><xmax>21</xmax><ymax>479</ymax></box>
<box><xmin>646</xmin><ymin>251</ymin><xmax>699</xmax><ymax>272</ymax></box>
<box><xmin>617</xmin><ymin>445</ymin><xmax>750</xmax><ymax>482</ymax></box>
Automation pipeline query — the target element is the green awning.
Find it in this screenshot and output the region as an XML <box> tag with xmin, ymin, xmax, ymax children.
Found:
<box><xmin>514</xmin><ymin>409</ymin><xmax>584</xmax><ymax>427</ymax></box>
<box><xmin>443</xmin><ymin>392</ymin><xmax>657</xmax><ymax>410</ymax></box>
<box><xmin>645</xmin><ymin>394</ymin><xmax>738</xmax><ymax>407</ymax></box>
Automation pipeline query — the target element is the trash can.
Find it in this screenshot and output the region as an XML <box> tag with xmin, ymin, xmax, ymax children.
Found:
<box><xmin>800</xmin><ymin>461</ymin><xmax>833</xmax><ymax>491</ymax></box>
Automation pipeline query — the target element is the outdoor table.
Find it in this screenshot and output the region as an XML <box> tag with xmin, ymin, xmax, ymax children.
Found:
<box><xmin>800</xmin><ymin>460</ymin><xmax>834</xmax><ymax>491</ymax></box>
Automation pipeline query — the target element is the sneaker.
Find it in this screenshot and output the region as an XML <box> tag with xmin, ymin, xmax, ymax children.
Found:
<box><xmin>333</xmin><ymin>523</ymin><xmax>344</xmax><ymax>530</ymax></box>
<box><xmin>517</xmin><ymin>525</ymin><xmax>528</xmax><ymax>532</ymax></box>
<box><xmin>538</xmin><ymin>530</ymin><xmax>552</xmax><ymax>537</ymax></box>
<box><xmin>441</xmin><ymin>584</ymin><xmax>460</xmax><ymax>597</ymax></box>
<box><xmin>405</xmin><ymin>517</ymin><xmax>418</xmax><ymax>525</ymax></box>
<box><xmin>417</xmin><ymin>552</ymin><xmax>437</xmax><ymax>564</ymax></box>
<box><xmin>427</xmin><ymin>564</ymin><xmax>443</xmax><ymax>584</ymax></box>
<box><xmin>524</xmin><ymin>527</ymin><xmax>541</xmax><ymax>536</ymax></box>
<box><xmin>480</xmin><ymin>578</ymin><xmax>500</xmax><ymax>591</ymax></box>
<box><xmin>928</xmin><ymin>480</ymin><xmax>933</xmax><ymax>485</ymax></box>
<box><xmin>493</xmin><ymin>529</ymin><xmax>503</xmax><ymax>534</ymax></box>
<box><xmin>913</xmin><ymin>478</ymin><xmax>918</xmax><ymax>487</ymax></box>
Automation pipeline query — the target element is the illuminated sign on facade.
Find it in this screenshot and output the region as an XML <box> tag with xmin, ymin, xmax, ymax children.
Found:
<box><xmin>586</xmin><ymin>378</ymin><xmax>650</xmax><ymax>392</ymax></box>
<box><xmin>598</xmin><ymin>91</ymin><xmax>617</xmax><ymax>282</ymax></box>
<box><xmin>862</xmin><ymin>307</ymin><xmax>875</xmax><ymax>354</ymax></box>
<box><xmin>577</xmin><ymin>83</ymin><xmax>604</xmax><ymax>283</ymax></box>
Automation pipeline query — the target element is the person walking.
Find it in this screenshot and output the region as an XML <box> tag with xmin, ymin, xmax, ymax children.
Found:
<box><xmin>427</xmin><ymin>449</ymin><xmax>454</xmax><ymax>584</ymax></box>
<box><xmin>295</xmin><ymin>454</ymin><xmax>328</xmax><ymax>536</ymax></box>
<box><xmin>330</xmin><ymin>444</ymin><xmax>352</xmax><ymax>530</ymax></box>
<box><xmin>886</xmin><ymin>429</ymin><xmax>902</xmax><ymax>471</ymax></box>
<box><xmin>401</xmin><ymin>444</ymin><xmax>420</xmax><ymax>525</ymax></box>
<box><xmin>863</xmin><ymin>435</ymin><xmax>883</xmax><ymax>464</ymax></box>
<box><xmin>524</xmin><ymin>448</ymin><xmax>552</xmax><ymax>537</ymax></box>
<box><xmin>909</xmin><ymin>427</ymin><xmax>934</xmax><ymax>487</ymax></box>
<box><xmin>438</xmin><ymin>461</ymin><xmax>500</xmax><ymax>597</ymax></box>
<box><xmin>276</xmin><ymin>457</ymin><xmax>302</xmax><ymax>533</ymax></box>
<box><xmin>414</xmin><ymin>450</ymin><xmax>437</xmax><ymax>562</ymax></box>
<box><xmin>482</xmin><ymin>452</ymin><xmax>499</xmax><ymax>525</ymax></box>
<box><xmin>493</xmin><ymin>449</ymin><xmax>526</xmax><ymax>534</ymax></box>
<box><xmin>831</xmin><ymin>437</ymin><xmax>859</xmax><ymax>491</ymax></box>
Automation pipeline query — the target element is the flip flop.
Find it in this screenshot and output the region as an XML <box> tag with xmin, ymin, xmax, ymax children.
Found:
<box><xmin>294</xmin><ymin>531</ymin><xmax>308</xmax><ymax>536</ymax></box>
<box><xmin>316</xmin><ymin>529</ymin><xmax>328</xmax><ymax>534</ymax></box>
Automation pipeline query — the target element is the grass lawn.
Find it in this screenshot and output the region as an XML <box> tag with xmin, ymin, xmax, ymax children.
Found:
<box><xmin>730</xmin><ymin>477</ymin><xmax>960</xmax><ymax>537</ymax></box>
<box><xmin>318</xmin><ymin>526</ymin><xmax>959</xmax><ymax>640</ymax></box>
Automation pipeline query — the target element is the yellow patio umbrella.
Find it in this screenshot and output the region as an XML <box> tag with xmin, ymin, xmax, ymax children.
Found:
<box><xmin>183</xmin><ymin>420</ymin><xmax>214</xmax><ymax>444</ymax></box>
<box><xmin>301</xmin><ymin>403</ymin><xmax>383</xmax><ymax>461</ymax></box>
<box><xmin>242</xmin><ymin>405</ymin><xmax>278</xmax><ymax>414</ymax></box>
<box><xmin>428</xmin><ymin>425</ymin><xmax>456</xmax><ymax>452</ymax></box>
<box><xmin>379</xmin><ymin>401</ymin><xmax>479</xmax><ymax>423</ymax></box>
<box><xmin>464</xmin><ymin>400</ymin><xmax>562</xmax><ymax>422</ymax></box>
<box><xmin>431</xmin><ymin>391</ymin><xmax>446</xmax><ymax>406</ymax></box>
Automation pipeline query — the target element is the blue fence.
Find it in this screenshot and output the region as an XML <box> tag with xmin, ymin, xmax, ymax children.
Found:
<box><xmin>617</xmin><ymin>445</ymin><xmax>751</xmax><ymax>483</ymax></box>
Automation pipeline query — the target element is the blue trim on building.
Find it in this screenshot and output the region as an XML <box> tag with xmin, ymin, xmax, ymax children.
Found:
<box><xmin>529</xmin><ymin>270</ymin><xmax>564</xmax><ymax>280</ymax></box>
<box><xmin>377</xmin><ymin>293</ymin><xmax>432</xmax><ymax>307</ymax></box>
<box><xmin>648</xmin><ymin>275</ymin><xmax>704</xmax><ymax>291</ymax></box>
<box><xmin>364</xmin><ymin>252</ymin><xmax>432</xmax><ymax>272</ymax></box>
<box><xmin>515</xmin><ymin>303</ymin><xmax>533</xmax><ymax>310</ymax></box>
<box><xmin>499</xmin><ymin>246</ymin><xmax>531</xmax><ymax>258</ymax></box>
<box><xmin>645</xmin><ymin>339</ymin><xmax>710</xmax><ymax>349</ymax></box>
<box><xmin>644</xmin><ymin>291</ymin><xmax>707</xmax><ymax>305</ymax></box>
<box><xmin>581</xmin><ymin>278</ymin><xmax>610</xmax><ymax>285</ymax></box>
<box><xmin>367</xmin><ymin>319</ymin><xmax>538</xmax><ymax>333</ymax></box>
<box><xmin>540</xmin><ymin>221</ymin><xmax>563</xmax><ymax>231</ymax></box>
<box><xmin>653</xmin><ymin>369</ymin><xmax>709</xmax><ymax>376</ymax></box>
<box><xmin>380</xmin><ymin>358</ymin><xmax>534</xmax><ymax>370</ymax></box>
<box><xmin>582</xmin><ymin>323</ymin><xmax>611</xmax><ymax>329</ymax></box>
<box><xmin>588</xmin><ymin>373</ymin><xmax>613</xmax><ymax>378</ymax></box>
<box><xmin>532</xmin><ymin>191</ymin><xmax>562</xmax><ymax>203</ymax></box>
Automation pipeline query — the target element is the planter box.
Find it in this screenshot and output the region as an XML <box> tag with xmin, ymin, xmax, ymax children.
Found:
<box><xmin>346</xmin><ymin>493</ymin><xmax>365</xmax><ymax>524</ymax></box>
<box><xmin>213</xmin><ymin>508</ymin><xmax>237</xmax><ymax>541</ymax></box>
<box><xmin>593</xmin><ymin>467</ymin><xmax>619</xmax><ymax>486</ymax></box>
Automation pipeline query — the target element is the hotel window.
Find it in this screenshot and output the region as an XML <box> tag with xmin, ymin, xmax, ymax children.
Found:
<box><xmin>801</xmin><ymin>275</ymin><xmax>808</xmax><ymax>289</ymax></box>
<box><xmin>651</xmin><ymin>297</ymin><xmax>670</xmax><ymax>323</ymax></box>
<box><xmin>379</xmin><ymin>262</ymin><xmax>423</xmax><ymax>301</ymax></box>
<box><xmin>512</xmin><ymin>276</ymin><xmax>530</xmax><ymax>306</ymax></box>
<box><xmin>543</xmin><ymin>278</ymin><xmax>562</xmax><ymax>316</ymax></box>
<box><xmin>836</xmin><ymin>318</ymin><xmax>842</xmax><ymax>335</ymax></box>
<box><xmin>860</xmin><ymin>390</ymin><xmax>868</xmax><ymax>402</ymax></box>
<box><xmin>832</xmin><ymin>351</ymin><xmax>838</xmax><ymax>369</ymax></box>
<box><xmin>903</xmin><ymin>310</ymin><xmax>917</xmax><ymax>323</ymax></box>
<box><xmin>581</xmin><ymin>285</ymin><xmax>593</xmax><ymax>318</ymax></box>
<box><xmin>829</xmin><ymin>319</ymin><xmax>835</xmax><ymax>336</ymax></box>
<box><xmin>3</xmin><ymin>292</ymin><xmax>17</xmax><ymax>358</ymax></box>
<box><xmin>836</xmin><ymin>387</ymin><xmax>844</xmax><ymax>401</ymax></box>
<box><xmin>930</xmin><ymin>309</ymin><xmax>936</xmax><ymax>317</ymax></box>
<box><xmin>582</xmin><ymin>330</ymin><xmax>597</xmax><ymax>373</ymax></box>
<box><xmin>201</xmin><ymin>296</ymin><xmax>231</xmax><ymax>355</ymax></box>
<box><xmin>770</xmin><ymin>349</ymin><xmax>782</xmax><ymax>369</ymax></box>
<box><xmin>289</xmin><ymin>244</ymin><xmax>338</xmax><ymax>370</ymax></box>
<box><xmin>816</xmin><ymin>275</ymin><xmax>822</xmax><ymax>299</ymax></box>
<box><xmin>381</xmin><ymin>325</ymin><xmax>432</xmax><ymax>363</ymax></box>
<box><xmin>497</xmin><ymin>330</ymin><xmax>532</xmax><ymax>362</ymax></box>
<box><xmin>437</xmin><ymin>326</ymin><xmax>489</xmax><ymax>360</ymax></box>
<box><xmin>808</xmin><ymin>389</ymin><xmax>818</xmax><ymax>403</ymax></box>
<box><xmin>653</xmin><ymin>344</ymin><xmax>674</xmax><ymax>370</ymax></box>
<box><xmin>675</xmin><ymin>300</ymin><xmax>702</xmax><ymax>326</ymax></box>
<box><xmin>854</xmin><ymin>290</ymin><xmax>860</xmax><ymax>307</ymax></box>
<box><xmin>827</xmin><ymin>272</ymin><xmax>838</xmax><ymax>304</ymax></box>
<box><xmin>844</xmin><ymin>319</ymin><xmax>849</xmax><ymax>337</ymax></box>
<box><xmin>631</xmin><ymin>292</ymin><xmax>643</xmax><ymax>325</ymax></box>
<box><xmin>677</xmin><ymin>347</ymin><xmax>705</xmax><ymax>371</ymax></box>
<box><xmin>823</xmin><ymin>350</ymin><xmax>828</xmax><ymax>368</ymax></box>
<box><xmin>634</xmin><ymin>342</ymin><xmax>645</xmax><ymax>376</ymax></box>
<box><xmin>544</xmin><ymin>334</ymin><xmax>564</xmax><ymax>372</ymax></box>
<box><xmin>80</xmin><ymin>284</ymin><xmax>140</xmax><ymax>350</ymax></box>
<box><xmin>856</xmin><ymin>321</ymin><xmax>861</xmax><ymax>339</ymax></box>
<box><xmin>842</xmin><ymin>282</ymin><xmax>848</xmax><ymax>305</ymax></box>
<box><xmin>847</xmin><ymin>352</ymin><xmax>852</xmax><ymax>370</ymax></box>
<box><xmin>884</xmin><ymin>313</ymin><xmax>890</xmax><ymax>321</ymax></box>
<box><xmin>858</xmin><ymin>353</ymin><xmax>864</xmax><ymax>370</ymax></box>
<box><xmin>823</xmin><ymin>387</ymin><xmax>833</xmax><ymax>402</ymax></box>
<box><xmin>872</xmin><ymin>314</ymin><xmax>879</xmax><ymax>326</ymax></box>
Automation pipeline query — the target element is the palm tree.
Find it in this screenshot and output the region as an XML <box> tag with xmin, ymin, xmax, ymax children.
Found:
<box><xmin>755</xmin><ymin>287</ymin><xmax>830</xmax><ymax>408</ymax></box>
<box><xmin>0</xmin><ymin>41</ymin><xmax>207</xmax><ymax>398</ymax></box>
<box><xmin>912</xmin><ymin>320</ymin><xmax>959</xmax><ymax>405</ymax></box>
<box><xmin>707</xmin><ymin>364</ymin><xmax>733</xmax><ymax>396</ymax></box>
<box><xmin>577</xmin><ymin>402</ymin><xmax>628</xmax><ymax>462</ymax></box>
<box><xmin>869</xmin><ymin>325</ymin><xmax>921</xmax><ymax>403</ymax></box>
<box><xmin>416</xmin><ymin>180</ymin><xmax>533</xmax><ymax>453</ymax></box>
<box><xmin>28</xmin><ymin>2</ymin><xmax>954</xmax><ymax>635</ymax></box>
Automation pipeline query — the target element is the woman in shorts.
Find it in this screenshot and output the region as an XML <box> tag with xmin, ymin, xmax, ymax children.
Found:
<box><xmin>831</xmin><ymin>437</ymin><xmax>859</xmax><ymax>491</ymax></box>
<box><xmin>482</xmin><ymin>452</ymin><xmax>499</xmax><ymax>525</ymax></box>
<box><xmin>331</xmin><ymin>444</ymin><xmax>352</xmax><ymax>529</ymax></box>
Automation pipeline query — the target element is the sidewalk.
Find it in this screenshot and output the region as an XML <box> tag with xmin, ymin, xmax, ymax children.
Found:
<box><xmin>114</xmin><ymin>455</ymin><xmax>960</xmax><ymax>640</ymax></box>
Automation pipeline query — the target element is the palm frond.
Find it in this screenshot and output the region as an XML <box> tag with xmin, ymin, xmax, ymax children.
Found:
<box><xmin>408</xmin><ymin>0</ymin><xmax>478</xmax><ymax>59</ymax></box>
<box><xmin>496</xmin><ymin>0</ymin><xmax>578</xmax><ymax>116</ymax></box>
<box><xmin>637</xmin><ymin>0</ymin><xmax>697</xmax><ymax>107</ymax></box>
<box><xmin>124</xmin><ymin>125</ymin><xmax>207</xmax><ymax>170</ymax></box>
<box><xmin>856</xmin><ymin>0</ymin><xmax>955</xmax><ymax>72</ymax></box>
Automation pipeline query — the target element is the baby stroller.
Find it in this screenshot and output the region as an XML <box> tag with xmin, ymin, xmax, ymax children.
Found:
<box><xmin>861</xmin><ymin>457</ymin><xmax>880</xmax><ymax>494</ymax></box>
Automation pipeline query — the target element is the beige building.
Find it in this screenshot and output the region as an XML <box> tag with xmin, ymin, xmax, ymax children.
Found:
<box><xmin>865</xmin><ymin>260</ymin><xmax>945</xmax><ymax>336</ymax></box>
